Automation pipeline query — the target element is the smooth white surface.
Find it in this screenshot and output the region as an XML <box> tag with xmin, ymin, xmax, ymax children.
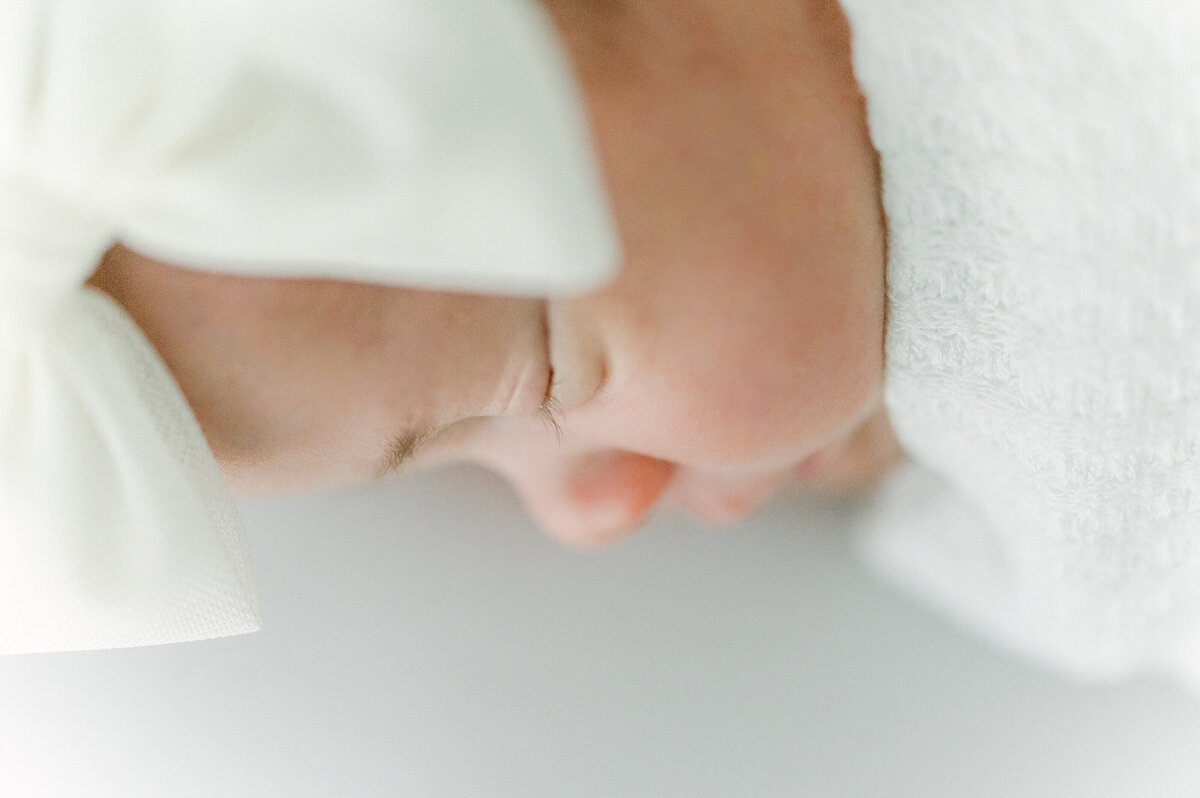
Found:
<box><xmin>3</xmin><ymin>467</ymin><xmax>1199</xmax><ymax>797</ymax></box>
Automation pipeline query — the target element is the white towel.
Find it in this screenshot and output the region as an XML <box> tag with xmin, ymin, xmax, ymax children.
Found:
<box><xmin>840</xmin><ymin>0</ymin><xmax>1200</xmax><ymax>688</ymax></box>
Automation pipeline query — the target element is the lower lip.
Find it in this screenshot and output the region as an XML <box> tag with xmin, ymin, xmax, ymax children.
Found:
<box><xmin>794</xmin><ymin>449</ymin><xmax>826</xmax><ymax>480</ymax></box>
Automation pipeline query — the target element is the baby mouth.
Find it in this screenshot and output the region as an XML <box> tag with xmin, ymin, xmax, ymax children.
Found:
<box><xmin>662</xmin><ymin>465</ymin><xmax>796</xmax><ymax>524</ymax></box>
<box><xmin>794</xmin><ymin>448</ymin><xmax>828</xmax><ymax>480</ymax></box>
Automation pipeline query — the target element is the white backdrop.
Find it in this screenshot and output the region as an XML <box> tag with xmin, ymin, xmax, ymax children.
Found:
<box><xmin>3</xmin><ymin>466</ymin><xmax>1199</xmax><ymax>797</ymax></box>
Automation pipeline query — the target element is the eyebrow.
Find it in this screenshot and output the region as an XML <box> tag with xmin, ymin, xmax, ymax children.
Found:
<box><xmin>376</xmin><ymin>425</ymin><xmax>438</xmax><ymax>477</ymax></box>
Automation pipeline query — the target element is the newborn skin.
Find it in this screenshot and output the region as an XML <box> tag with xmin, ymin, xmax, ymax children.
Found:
<box><xmin>88</xmin><ymin>0</ymin><xmax>903</xmax><ymax>545</ymax></box>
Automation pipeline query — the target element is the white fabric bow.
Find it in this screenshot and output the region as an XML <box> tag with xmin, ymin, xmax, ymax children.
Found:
<box><xmin>0</xmin><ymin>0</ymin><xmax>618</xmax><ymax>653</ymax></box>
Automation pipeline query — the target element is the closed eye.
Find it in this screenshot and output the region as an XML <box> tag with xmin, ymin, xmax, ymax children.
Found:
<box><xmin>378</xmin><ymin>308</ymin><xmax>562</xmax><ymax>477</ymax></box>
<box><xmin>376</xmin><ymin>425</ymin><xmax>437</xmax><ymax>477</ymax></box>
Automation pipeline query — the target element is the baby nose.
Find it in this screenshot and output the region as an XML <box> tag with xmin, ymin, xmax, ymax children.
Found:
<box><xmin>527</xmin><ymin>451</ymin><xmax>676</xmax><ymax>547</ymax></box>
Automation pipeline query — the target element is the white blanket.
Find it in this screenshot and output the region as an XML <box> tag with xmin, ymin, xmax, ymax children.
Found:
<box><xmin>840</xmin><ymin>0</ymin><xmax>1200</xmax><ymax>688</ymax></box>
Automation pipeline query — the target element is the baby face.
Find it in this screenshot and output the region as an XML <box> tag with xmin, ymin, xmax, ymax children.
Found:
<box><xmin>89</xmin><ymin>0</ymin><xmax>896</xmax><ymax>544</ymax></box>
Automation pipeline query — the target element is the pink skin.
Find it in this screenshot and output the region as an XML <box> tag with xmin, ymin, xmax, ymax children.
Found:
<box><xmin>88</xmin><ymin>0</ymin><xmax>904</xmax><ymax>546</ymax></box>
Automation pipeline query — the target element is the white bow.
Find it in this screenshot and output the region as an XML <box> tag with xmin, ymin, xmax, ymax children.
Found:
<box><xmin>1</xmin><ymin>0</ymin><xmax>617</xmax><ymax>653</ymax></box>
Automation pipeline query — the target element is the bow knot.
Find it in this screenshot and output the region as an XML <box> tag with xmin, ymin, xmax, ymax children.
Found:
<box><xmin>0</xmin><ymin>176</ymin><xmax>113</xmax><ymax>346</ymax></box>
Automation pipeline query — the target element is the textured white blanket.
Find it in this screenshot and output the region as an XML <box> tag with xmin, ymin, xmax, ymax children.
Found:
<box><xmin>840</xmin><ymin>0</ymin><xmax>1200</xmax><ymax>688</ymax></box>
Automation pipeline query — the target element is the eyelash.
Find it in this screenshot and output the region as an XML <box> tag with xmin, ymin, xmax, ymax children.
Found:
<box><xmin>536</xmin><ymin>369</ymin><xmax>565</xmax><ymax>444</ymax></box>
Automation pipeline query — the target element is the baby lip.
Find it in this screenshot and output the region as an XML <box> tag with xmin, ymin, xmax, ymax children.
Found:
<box><xmin>690</xmin><ymin>493</ymin><xmax>760</xmax><ymax>523</ymax></box>
<box><xmin>664</xmin><ymin>468</ymin><xmax>791</xmax><ymax>524</ymax></box>
<box><xmin>794</xmin><ymin>449</ymin><xmax>827</xmax><ymax>480</ymax></box>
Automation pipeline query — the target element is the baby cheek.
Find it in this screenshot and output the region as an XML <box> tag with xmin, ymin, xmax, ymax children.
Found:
<box><xmin>696</xmin><ymin>373</ymin><xmax>804</xmax><ymax>463</ymax></box>
<box><xmin>616</xmin><ymin>366</ymin><xmax>800</xmax><ymax>467</ymax></box>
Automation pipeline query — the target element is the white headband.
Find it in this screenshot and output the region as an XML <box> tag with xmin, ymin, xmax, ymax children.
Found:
<box><xmin>0</xmin><ymin>0</ymin><xmax>618</xmax><ymax>653</ymax></box>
